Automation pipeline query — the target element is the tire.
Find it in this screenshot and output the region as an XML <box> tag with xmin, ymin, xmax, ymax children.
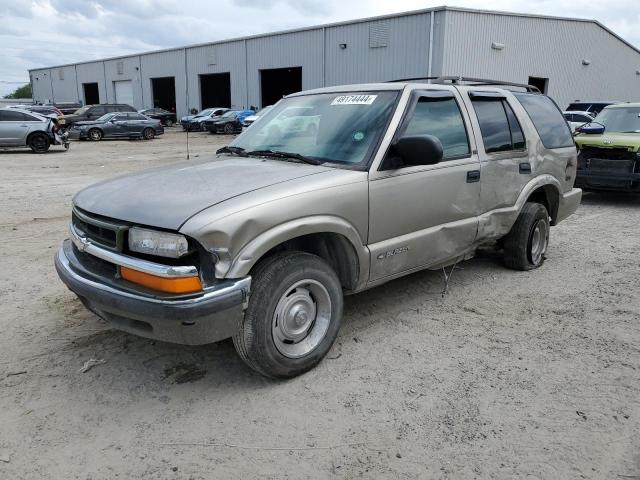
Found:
<box><xmin>143</xmin><ymin>128</ymin><xmax>155</xmax><ymax>140</ymax></box>
<box><xmin>28</xmin><ymin>132</ymin><xmax>50</xmax><ymax>153</ymax></box>
<box><xmin>165</xmin><ymin>118</ymin><xmax>174</xmax><ymax>127</ymax></box>
<box><xmin>233</xmin><ymin>251</ymin><xmax>344</xmax><ymax>378</ymax></box>
<box><xmin>88</xmin><ymin>128</ymin><xmax>102</xmax><ymax>141</ymax></box>
<box><xmin>224</xmin><ymin>123</ymin><xmax>234</xmax><ymax>134</ymax></box>
<box><xmin>503</xmin><ymin>202</ymin><xmax>550</xmax><ymax>271</ymax></box>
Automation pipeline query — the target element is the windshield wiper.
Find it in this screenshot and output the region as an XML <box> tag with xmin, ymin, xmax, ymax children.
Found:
<box><xmin>247</xmin><ymin>149</ymin><xmax>322</xmax><ymax>165</ymax></box>
<box><xmin>216</xmin><ymin>145</ymin><xmax>248</xmax><ymax>156</ymax></box>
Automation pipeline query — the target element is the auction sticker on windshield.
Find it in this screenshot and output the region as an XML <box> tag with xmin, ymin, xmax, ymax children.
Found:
<box><xmin>331</xmin><ymin>95</ymin><xmax>377</xmax><ymax>106</ymax></box>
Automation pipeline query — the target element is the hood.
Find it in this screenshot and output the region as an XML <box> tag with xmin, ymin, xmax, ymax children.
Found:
<box><xmin>181</xmin><ymin>115</ymin><xmax>195</xmax><ymax>122</ymax></box>
<box><xmin>73</xmin><ymin>156</ymin><xmax>332</xmax><ymax>230</ymax></box>
<box><xmin>575</xmin><ymin>133</ymin><xmax>640</xmax><ymax>151</ymax></box>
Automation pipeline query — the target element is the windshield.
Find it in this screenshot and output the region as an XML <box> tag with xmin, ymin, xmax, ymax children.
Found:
<box><xmin>96</xmin><ymin>113</ymin><xmax>117</xmax><ymax>122</ymax></box>
<box><xmin>73</xmin><ymin>106</ymin><xmax>90</xmax><ymax>115</ymax></box>
<box><xmin>196</xmin><ymin>109</ymin><xmax>214</xmax><ymax>117</ymax></box>
<box><xmin>230</xmin><ymin>91</ymin><xmax>399</xmax><ymax>168</ymax></box>
<box><xmin>595</xmin><ymin>107</ymin><xmax>640</xmax><ymax>133</ymax></box>
<box><xmin>220</xmin><ymin>111</ymin><xmax>236</xmax><ymax>118</ymax></box>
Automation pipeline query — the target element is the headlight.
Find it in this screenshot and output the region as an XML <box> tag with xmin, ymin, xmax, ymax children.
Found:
<box><xmin>128</xmin><ymin>227</ymin><xmax>190</xmax><ymax>258</ymax></box>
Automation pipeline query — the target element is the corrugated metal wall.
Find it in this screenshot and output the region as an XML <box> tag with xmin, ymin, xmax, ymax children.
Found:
<box><xmin>186</xmin><ymin>40</ymin><xmax>247</xmax><ymax>111</ymax></box>
<box><xmin>442</xmin><ymin>10</ymin><xmax>640</xmax><ymax>107</ymax></box>
<box><xmin>28</xmin><ymin>9</ymin><xmax>640</xmax><ymax>115</ymax></box>
<box><xmin>141</xmin><ymin>49</ymin><xmax>187</xmax><ymax>113</ymax></box>
<box><xmin>76</xmin><ymin>62</ymin><xmax>107</xmax><ymax>104</ymax></box>
<box><xmin>324</xmin><ymin>13</ymin><xmax>433</xmax><ymax>85</ymax></box>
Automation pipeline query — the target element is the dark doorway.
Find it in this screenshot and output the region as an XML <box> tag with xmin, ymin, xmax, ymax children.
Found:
<box><xmin>260</xmin><ymin>67</ymin><xmax>302</xmax><ymax>107</ymax></box>
<box><xmin>151</xmin><ymin>77</ymin><xmax>176</xmax><ymax>112</ymax></box>
<box><xmin>528</xmin><ymin>76</ymin><xmax>549</xmax><ymax>94</ymax></box>
<box><xmin>199</xmin><ymin>73</ymin><xmax>231</xmax><ymax>109</ymax></box>
<box><xmin>82</xmin><ymin>82</ymin><xmax>99</xmax><ymax>105</ymax></box>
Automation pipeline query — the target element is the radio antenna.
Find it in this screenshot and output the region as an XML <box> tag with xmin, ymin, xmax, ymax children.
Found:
<box><xmin>186</xmin><ymin>125</ymin><xmax>190</xmax><ymax>160</ymax></box>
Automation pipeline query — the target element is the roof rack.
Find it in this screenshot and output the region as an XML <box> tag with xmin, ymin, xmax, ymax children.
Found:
<box><xmin>387</xmin><ymin>76</ymin><xmax>541</xmax><ymax>93</ymax></box>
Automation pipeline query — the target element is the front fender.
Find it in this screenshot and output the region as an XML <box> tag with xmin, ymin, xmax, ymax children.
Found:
<box><xmin>225</xmin><ymin>215</ymin><xmax>370</xmax><ymax>286</ymax></box>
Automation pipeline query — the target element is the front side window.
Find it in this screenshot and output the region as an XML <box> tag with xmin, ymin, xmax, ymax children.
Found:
<box><xmin>514</xmin><ymin>93</ymin><xmax>574</xmax><ymax>149</ymax></box>
<box><xmin>230</xmin><ymin>91</ymin><xmax>399</xmax><ymax>169</ymax></box>
<box><xmin>402</xmin><ymin>96</ymin><xmax>470</xmax><ymax>159</ymax></box>
<box><xmin>472</xmin><ymin>97</ymin><xmax>525</xmax><ymax>153</ymax></box>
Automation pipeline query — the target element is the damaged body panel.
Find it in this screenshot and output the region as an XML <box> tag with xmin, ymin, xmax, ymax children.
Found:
<box><xmin>574</xmin><ymin>104</ymin><xmax>640</xmax><ymax>192</ymax></box>
<box><xmin>55</xmin><ymin>78</ymin><xmax>581</xmax><ymax>378</ymax></box>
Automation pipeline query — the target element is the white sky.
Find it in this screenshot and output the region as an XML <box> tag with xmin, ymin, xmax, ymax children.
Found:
<box><xmin>1</xmin><ymin>0</ymin><xmax>639</xmax><ymax>96</ymax></box>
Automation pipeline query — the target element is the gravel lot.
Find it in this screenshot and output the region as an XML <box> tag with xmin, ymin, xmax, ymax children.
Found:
<box><xmin>0</xmin><ymin>129</ymin><xmax>639</xmax><ymax>479</ymax></box>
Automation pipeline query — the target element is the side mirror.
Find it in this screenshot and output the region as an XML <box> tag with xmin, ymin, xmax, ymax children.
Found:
<box><xmin>576</xmin><ymin>123</ymin><xmax>605</xmax><ymax>135</ymax></box>
<box><xmin>392</xmin><ymin>134</ymin><xmax>444</xmax><ymax>166</ymax></box>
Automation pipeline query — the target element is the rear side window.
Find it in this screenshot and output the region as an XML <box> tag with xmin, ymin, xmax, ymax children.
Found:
<box><xmin>0</xmin><ymin>110</ymin><xmax>37</xmax><ymax>121</ymax></box>
<box><xmin>403</xmin><ymin>96</ymin><xmax>470</xmax><ymax>159</ymax></box>
<box><xmin>514</xmin><ymin>93</ymin><xmax>574</xmax><ymax>149</ymax></box>
<box><xmin>471</xmin><ymin>98</ymin><xmax>525</xmax><ymax>153</ymax></box>
<box><xmin>91</xmin><ymin>106</ymin><xmax>106</xmax><ymax>115</ymax></box>
<box><xmin>128</xmin><ymin>113</ymin><xmax>146</xmax><ymax>120</ymax></box>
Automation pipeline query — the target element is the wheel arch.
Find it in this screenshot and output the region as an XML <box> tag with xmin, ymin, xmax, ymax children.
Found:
<box><xmin>26</xmin><ymin>129</ymin><xmax>49</xmax><ymax>144</ymax></box>
<box><xmin>226</xmin><ymin>216</ymin><xmax>369</xmax><ymax>291</ymax></box>
<box><xmin>523</xmin><ymin>179</ymin><xmax>561</xmax><ymax>225</ymax></box>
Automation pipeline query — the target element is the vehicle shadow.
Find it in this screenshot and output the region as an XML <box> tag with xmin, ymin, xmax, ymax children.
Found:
<box><xmin>580</xmin><ymin>191</ymin><xmax>640</xmax><ymax>207</ymax></box>
<box><xmin>0</xmin><ymin>149</ymin><xmax>68</xmax><ymax>155</ymax></box>
<box><xmin>51</xmin><ymin>249</ymin><xmax>504</xmax><ymax>392</ymax></box>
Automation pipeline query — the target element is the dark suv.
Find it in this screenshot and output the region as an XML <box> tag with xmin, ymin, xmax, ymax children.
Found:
<box><xmin>60</xmin><ymin>104</ymin><xmax>136</xmax><ymax>128</ymax></box>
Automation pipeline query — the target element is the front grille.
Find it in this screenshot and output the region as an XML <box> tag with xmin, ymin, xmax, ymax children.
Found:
<box><xmin>72</xmin><ymin>208</ymin><xmax>126</xmax><ymax>251</ymax></box>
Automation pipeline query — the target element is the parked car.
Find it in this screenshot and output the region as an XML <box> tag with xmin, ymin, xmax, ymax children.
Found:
<box><xmin>55</xmin><ymin>78</ymin><xmax>581</xmax><ymax>378</ymax></box>
<box><xmin>243</xmin><ymin>106</ymin><xmax>272</xmax><ymax>127</ymax></box>
<box><xmin>574</xmin><ymin>103</ymin><xmax>640</xmax><ymax>192</ymax></box>
<box><xmin>0</xmin><ymin>108</ymin><xmax>69</xmax><ymax>153</ymax></box>
<box><xmin>262</xmin><ymin>106</ymin><xmax>320</xmax><ymax>136</ymax></box>
<box><xmin>68</xmin><ymin>112</ymin><xmax>164</xmax><ymax>141</ymax></box>
<box><xmin>52</xmin><ymin>102</ymin><xmax>83</xmax><ymax>115</ymax></box>
<box><xmin>565</xmin><ymin>101</ymin><xmax>620</xmax><ymax>116</ymax></box>
<box><xmin>8</xmin><ymin>104</ymin><xmax>64</xmax><ymax>118</ymax></box>
<box><xmin>60</xmin><ymin>104</ymin><xmax>136</xmax><ymax>128</ymax></box>
<box><xmin>563</xmin><ymin>111</ymin><xmax>595</xmax><ymax>133</ymax></box>
<box><xmin>180</xmin><ymin>108</ymin><xmax>229</xmax><ymax>131</ymax></box>
<box><xmin>139</xmin><ymin>108</ymin><xmax>177</xmax><ymax>127</ymax></box>
<box><xmin>203</xmin><ymin>109</ymin><xmax>256</xmax><ymax>134</ymax></box>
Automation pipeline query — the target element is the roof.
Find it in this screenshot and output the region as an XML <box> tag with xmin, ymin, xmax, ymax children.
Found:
<box><xmin>28</xmin><ymin>6</ymin><xmax>640</xmax><ymax>73</ymax></box>
<box><xmin>605</xmin><ymin>103</ymin><xmax>640</xmax><ymax>109</ymax></box>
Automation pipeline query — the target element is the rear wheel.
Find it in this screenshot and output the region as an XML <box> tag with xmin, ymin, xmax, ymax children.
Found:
<box><xmin>143</xmin><ymin>128</ymin><xmax>155</xmax><ymax>140</ymax></box>
<box><xmin>88</xmin><ymin>128</ymin><xmax>102</xmax><ymax>141</ymax></box>
<box><xmin>503</xmin><ymin>202</ymin><xmax>550</xmax><ymax>270</ymax></box>
<box><xmin>28</xmin><ymin>132</ymin><xmax>50</xmax><ymax>153</ymax></box>
<box><xmin>224</xmin><ymin>123</ymin><xmax>234</xmax><ymax>134</ymax></box>
<box><xmin>233</xmin><ymin>252</ymin><xmax>343</xmax><ymax>378</ymax></box>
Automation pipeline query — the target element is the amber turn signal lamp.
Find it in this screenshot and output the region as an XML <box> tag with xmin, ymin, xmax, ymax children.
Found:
<box><xmin>120</xmin><ymin>267</ymin><xmax>203</xmax><ymax>294</ymax></box>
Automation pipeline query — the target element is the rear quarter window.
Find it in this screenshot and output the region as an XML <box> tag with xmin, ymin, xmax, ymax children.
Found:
<box><xmin>514</xmin><ymin>93</ymin><xmax>574</xmax><ymax>149</ymax></box>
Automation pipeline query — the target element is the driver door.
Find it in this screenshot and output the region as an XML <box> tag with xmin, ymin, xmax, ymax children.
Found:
<box><xmin>367</xmin><ymin>89</ymin><xmax>481</xmax><ymax>282</ymax></box>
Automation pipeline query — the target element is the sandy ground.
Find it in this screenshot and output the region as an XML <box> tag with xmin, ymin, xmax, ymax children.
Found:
<box><xmin>0</xmin><ymin>129</ymin><xmax>639</xmax><ymax>479</ymax></box>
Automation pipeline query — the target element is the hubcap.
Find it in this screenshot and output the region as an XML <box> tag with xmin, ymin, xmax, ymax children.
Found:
<box><xmin>272</xmin><ymin>279</ymin><xmax>331</xmax><ymax>358</ymax></box>
<box><xmin>529</xmin><ymin>219</ymin><xmax>549</xmax><ymax>265</ymax></box>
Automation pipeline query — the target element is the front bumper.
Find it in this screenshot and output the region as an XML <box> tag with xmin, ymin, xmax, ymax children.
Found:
<box><xmin>576</xmin><ymin>170</ymin><xmax>640</xmax><ymax>191</ymax></box>
<box><xmin>55</xmin><ymin>240</ymin><xmax>251</xmax><ymax>345</ymax></box>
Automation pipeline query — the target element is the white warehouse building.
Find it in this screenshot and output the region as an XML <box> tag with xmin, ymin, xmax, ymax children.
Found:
<box><xmin>29</xmin><ymin>6</ymin><xmax>640</xmax><ymax>117</ymax></box>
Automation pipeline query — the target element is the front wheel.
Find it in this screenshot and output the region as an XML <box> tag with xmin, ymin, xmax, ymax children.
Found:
<box><xmin>165</xmin><ymin>118</ymin><xmax>174</xmax><ymax>127</ymax></box>
<box><xmin>223</xmin><ymin>123</ymin><xmax>234</xmax><ymax>134</ymax></box>
<box><xmin>28</xmin><ymin>132</ymin><xmax>50</xmax><ymax>153</ymax></box>
<box><xmin>143</xmin><ymin>128</ymin><xmax>155</xmax><ymax>140</ymax></box>
<box><xmin>503</xmin><ymin>202</ymin><xmax>550</xmax><ymax>270</ymax></box>
<box><xmin>233</xmin><ymin>252</ymin><xmax>343</xmax><ymax>378</ymax></box>
<box><xmin>88</xmin><ymin>128</ymin><xmax>102</xmax><ymax>141</ymax></box>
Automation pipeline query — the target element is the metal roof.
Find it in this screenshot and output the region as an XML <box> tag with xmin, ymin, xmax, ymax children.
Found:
<box><xmin>29</xmin><ymin>6</ymin><xmax>640</xmax><ymax>73</ymax></box>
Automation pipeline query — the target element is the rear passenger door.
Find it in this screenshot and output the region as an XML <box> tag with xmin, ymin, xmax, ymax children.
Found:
<box><xmin>465</xmin><ymin>92</ymin><xmax>529</xmax><ymax>232</ymax></box>
<box><xmin>368</xmin><ymin>89</ymin><xmax>481</xmax><ymax>281</ymax></box>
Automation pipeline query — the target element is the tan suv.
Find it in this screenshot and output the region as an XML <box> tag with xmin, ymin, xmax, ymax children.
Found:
<box><xmin>55</xmin><ymin>77</ymin><xmax>582</xmax><ymax>378</ymax></box>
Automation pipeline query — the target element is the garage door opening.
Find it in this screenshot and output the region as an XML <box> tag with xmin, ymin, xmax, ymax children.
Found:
<box><xmin>260</xmin><ymin>67</ymin><xmax>302</xmax><ymax>107</ymax></box>
<box><xmin>83</xmin><ymin>82</ymin><xmax>99</xmax><ymax>105</ymax></box>
<box><xmin>113</xmin><ymin>80</ymin><xmax>134</xmax><ymax>106</ymax></box>
<box><xmin>200</xmin><ymin>73</ymin><xmax>231</xmax><ymax>109</ymax></box>
<box><xmin>528</xmin><ymin>76</ymin><xmax>549</xmax><ymax>94</ymax></box>
<box><xmin>151</xmin><ymin>77</ymin><xmax>176</xmax><ymax>112</ymax></box>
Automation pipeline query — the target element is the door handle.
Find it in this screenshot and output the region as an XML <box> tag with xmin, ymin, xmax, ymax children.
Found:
<box><xmin>466</xmin><ymin>170</ymin><xmax>481</xmax><ymax>183</ymax></box>
<box><xmin>519</xmin><ymin>162</ymin><xmax>532</xmax><ymax>174</ymax></box>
